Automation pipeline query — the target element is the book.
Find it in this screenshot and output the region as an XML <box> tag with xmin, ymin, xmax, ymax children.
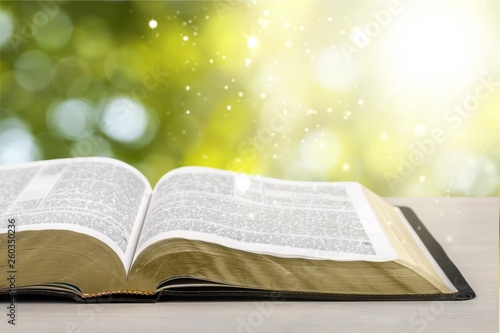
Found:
<box><xmin>0</xmin><ymin>157</ymin><xmax>474</xmax><ymax>302</ymax></box>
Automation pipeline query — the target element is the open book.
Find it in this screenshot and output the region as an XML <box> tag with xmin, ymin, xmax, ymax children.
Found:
<box><xmin>0</xmin><ymin>158</ymin><xmax>474</xmax><ymax>301</ymax></box>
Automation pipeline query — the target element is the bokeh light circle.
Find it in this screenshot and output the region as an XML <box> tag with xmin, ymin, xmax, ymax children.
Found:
<box><xmin>0</xmin><ymin>118</ymin><xmax>41</xmax><ymax>164</ymax></box>
<box><xmin>33</xmin><ymin>9</ymin><xmax>73</xmax><ymax>49</ymax></box>
<box><xmin>14</xmin><ymin>50</ymin><xmax>54</xmax><ymax>91</ymax></box>
<box><xmin>47</xmin><ymin>99</ymin><xmax>95</xmax><ymax>140</ymax></box>
<box><xmin>0</xmin><ymin>11</ymin><xmax>13</xmax><ymax>48</ymax></box>
<box><xmin>101</xmin><ymin>97</ymin><xmax>149</xmax><ymax>144</ymax></box>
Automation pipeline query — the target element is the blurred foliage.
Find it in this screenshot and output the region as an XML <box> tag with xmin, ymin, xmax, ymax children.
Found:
<box><xmin>0</xmin><ymin>0</ymin><xmax>499</xmax><ymax>196</ymax></box>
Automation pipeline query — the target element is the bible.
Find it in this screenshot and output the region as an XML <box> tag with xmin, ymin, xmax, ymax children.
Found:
<box><xmin>0</xmin><ymin>157</ymin><xmax>474</xmax><ymax>301</ymax></box>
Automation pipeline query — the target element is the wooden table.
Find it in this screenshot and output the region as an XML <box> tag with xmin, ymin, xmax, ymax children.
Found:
<box><xmin>2</xmin><ymin>197</ymin><xmax>498</xmax><ymax>333</ymax></box>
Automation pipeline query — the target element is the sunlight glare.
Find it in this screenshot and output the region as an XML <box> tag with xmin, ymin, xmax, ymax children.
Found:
<box><xmin>380</xmin><ymin>3</ymin><xmax>487</xmax><ymax>96</ymax></box>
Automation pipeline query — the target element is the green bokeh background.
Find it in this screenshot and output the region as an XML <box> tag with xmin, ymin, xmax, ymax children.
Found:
<box><xmin>1</xmin><ymin>0</ymin><xmax>499</xmax><ymax>196</ymax></box>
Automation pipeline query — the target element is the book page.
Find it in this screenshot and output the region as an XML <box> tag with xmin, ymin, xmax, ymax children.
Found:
<box><xmin>137</xmin><ymin>167</ymin><xmax>397</xmax><ymax>261</ymax></box>
<box><xmin>0</xmin><ymin>158</ymin><xmax>151</xmax><ymax>270</ymax></box>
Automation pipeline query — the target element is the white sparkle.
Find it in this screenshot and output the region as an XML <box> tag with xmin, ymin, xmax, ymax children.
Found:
<box><xmin>247</xmin><ymin>36</ymin><xmax>259</xmax><ymax>49</ymax></box>
<box><xmin>413</xmin><ymin>124</ymin><xmax>427</xmax><ymax>137</ymax></box>
<box><xmin>235</xmin><ymin>174</ymin><xmax>252</xmax><ymax>193</ymax></box>
<box><xmin>149</xmin><ymin>19</ymin><xmax>158</xmax><ymax>29</ymax></box>
<box><xmin>358</xmin><ymin>99</ymin><xmax>364</xmax><ymax>105</ymax></box>
<box><xmin>381</xmin><ymin>133</ymin><xmax>388</xmax><ymax>140</ymax></box>
<box><xmin>419</xmin><ymin>175</ymin><xmax>426</xmax><ymax>182</ymax></box>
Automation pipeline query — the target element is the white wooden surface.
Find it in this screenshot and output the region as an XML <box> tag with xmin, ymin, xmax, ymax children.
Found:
<box><xmin>1</xmin><ymin>197</ymin><xmax>498</xmax><ymax>333</ymax></box>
